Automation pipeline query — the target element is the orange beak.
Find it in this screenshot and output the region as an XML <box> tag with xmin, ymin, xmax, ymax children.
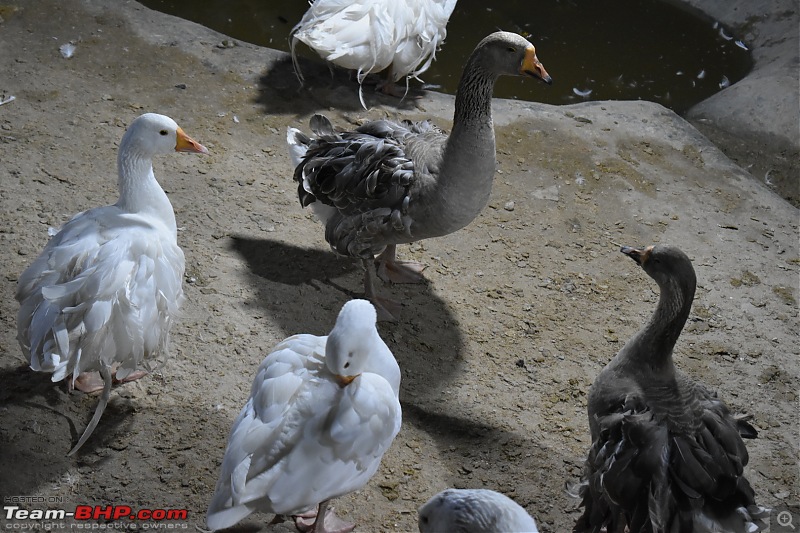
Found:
<box><xmin>175</xmin><ymin>127</ymin><xmax>208</xmax><ymax>154</ymax></box>
<box><xmin>520</xmin><ymin>46</ymin><xmax>552</xmax><ymax>85</ymax></box>
<box><xmin>336</xmin><ymin>374</ymin><xmax>358</xmax><ymax>387</ymax></box>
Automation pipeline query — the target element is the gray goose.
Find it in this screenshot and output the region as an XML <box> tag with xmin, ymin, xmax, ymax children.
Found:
<box><xmin>287</xmin><ymin>31</ymin><xmax>552</xmax><ymax>321</ymax></box>
<box><xmin>573</xmin><ymin>245</ymin><xmax>768</xmax><ymax>533</ymax></box>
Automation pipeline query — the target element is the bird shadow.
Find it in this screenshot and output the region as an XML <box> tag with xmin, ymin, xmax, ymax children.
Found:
<box><xmin>0</xmin><ymin>364</ymin><xmax>135</xmax><ymax>496</ymax></box>
<box><xmin>227</xmin><ymin>234</ymin><xmax>466</xmax><ymax>400</ymax></box>
<box><xmin>401</xmin><ymin>399</ymin><xmax>567</xmax><ymax>511</ymax></box>
<box><xmin>254</xmin><ymin>54</ymin><xmax>427</xmax><ymax>116</ymax></box>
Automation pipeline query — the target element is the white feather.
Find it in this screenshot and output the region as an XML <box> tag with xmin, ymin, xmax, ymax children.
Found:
<box><xmin>206</xmin><ymin>300</ymin><xmax>402</xmax><ymax>531</ymax></box>
<box><xmin>291</xmin><ymin>0</ymin><xmax>457</xmax><ymax>83</ymax></box>
<box><xmin>15</xmin><ymin>113</ymin><xmax>206</xmax><ymax>454</ymax></box>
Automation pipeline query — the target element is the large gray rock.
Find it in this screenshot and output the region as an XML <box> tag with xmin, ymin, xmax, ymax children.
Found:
<box><xmin>679</xmin><ymin>0</ymin><xmax>799</xmax><ymax>205</ymax></box>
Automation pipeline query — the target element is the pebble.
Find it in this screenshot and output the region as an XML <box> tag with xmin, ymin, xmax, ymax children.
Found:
<box><xmin>503</xmin><ymin>201</ymin><xmax>515</xmax><ymax>211</ymax></box>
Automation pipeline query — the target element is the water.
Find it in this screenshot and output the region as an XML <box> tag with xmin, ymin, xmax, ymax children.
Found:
<box><xmin>139</xmin><ymin>0</ymin><xmax>752</xmax><ymax>114</ymax></box>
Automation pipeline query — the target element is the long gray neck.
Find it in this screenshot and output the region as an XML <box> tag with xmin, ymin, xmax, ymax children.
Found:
<box><xmin>422</xmin><ymin>57</ymin><xmax>499</xmax><ymax>235</ymax></box>
<box><xmin>115</xmin><ymin>144</ymin><xmax>177</xmax><ymax>238</ymax></box>
<box><xmin>619</xmin><ymin>276</ymin><xmax>694</xmax><ymax>375</ymax></box>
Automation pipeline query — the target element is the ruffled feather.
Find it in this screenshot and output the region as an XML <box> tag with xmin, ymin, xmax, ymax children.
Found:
<box><xmin>206</xmin><ymin>301</ymin><xmax>401</xmax><ymax>531</ymax></box>
<box><xmin>574</xmin><ymin>246</ymin><xmax>767</xmax><ymax>533</ymax></box>
<box><xmin>291</xmin><ymin>0</ymin><xmax>457</xmax><ymax>83</ymax></box>
<box><xmin>15</xmin><ymin>113</ymin><xmax>204</xmax><ymax>455</ymax></box>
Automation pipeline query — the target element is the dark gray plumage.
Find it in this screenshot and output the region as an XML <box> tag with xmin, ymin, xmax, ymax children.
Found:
<box><xmin>287</xmin><ymin>31</ymin><xmax>552</xmax><ymax>321</ymax></box>
<box><xmin>573</xmin><ymin>245</ymin><xmax>768</xmax><ymax>533</ymax></box>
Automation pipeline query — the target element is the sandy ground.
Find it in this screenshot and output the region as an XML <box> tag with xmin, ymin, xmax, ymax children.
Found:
<box><xmin>0</xmin><ymin>1</ymin><xmax>798</xmax><ymax>532</ymax></box>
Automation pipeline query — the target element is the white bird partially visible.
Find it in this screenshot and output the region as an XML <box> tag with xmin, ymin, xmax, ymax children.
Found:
<box><xmin>206</xmin><ymin>299</ymin><xmax>402</xmax><ymax>533</ymax></box>
<box><xmin>16</xmin><ymin>113</ymin><xmax>208</xmax><ymax>455</ymax></box>
<box><xmin>291</xmin><ymin>0</ymin><xmax>458</xmax><ymax>104</ymax></box>
<box><xmin>418</xmin><ymin>488</ymin><xmax>539</xmax><ymax>533</ymax></box>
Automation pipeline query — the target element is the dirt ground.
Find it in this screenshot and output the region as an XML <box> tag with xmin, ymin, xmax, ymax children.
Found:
<box><xmin>0</xmin><ymin>1</ymin><xmax>797</xmax><ymax>532</ymax></box>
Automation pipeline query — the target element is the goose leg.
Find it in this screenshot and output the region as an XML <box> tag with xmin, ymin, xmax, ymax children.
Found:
<box><xmin>72</xmin><ymin>366</ymin><xmax>148</xmax><ymax>394</ymax></box>
<box><xmin>68</xmin><ymin>364</ymin><xmax>113</xmax><ymax>456</ymax></box>
<box><xmin>375</xmin><ymin>245</ymin><xmax>426</xmax><ymax>284</ymax></box>
<box><xmin>294</xmin><ymin>500</ymin><xmax>354</xmax><ymax>533</ymax></box>
<box><xmin>363</xmin><ymin>258</ymin><xmax>401</xmax><ymax>322</ymax></box>
<box><xmin>376</xmin><ymin>65</ymin><xmax>419</xmax><ymax>99</ymax></box>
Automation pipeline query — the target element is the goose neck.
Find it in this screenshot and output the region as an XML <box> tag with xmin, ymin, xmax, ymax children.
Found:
<box><xmin>116</xmin><ymin>149</ymin><xmax>177</xmax><ymax>235</ymax></box>
<box><xmin>626</xmin><ymin>276</ymin><xmax>694</xmax><ymax>372</ymax></box>
<box><xmin>452</xmin><ymin>58</ymin><xmax>497</xmax><ymax>132</ymax></box>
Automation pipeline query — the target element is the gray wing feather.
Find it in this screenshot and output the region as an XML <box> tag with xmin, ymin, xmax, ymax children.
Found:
<box><xmin>292</xmin><ymin>114</ymin><xmax>444</xmax><ymax>257</ymax></box>
<box><xmin>574</xmin><ymin>383</ymin><xmax>765</xmax><ymax>533</ymax></box>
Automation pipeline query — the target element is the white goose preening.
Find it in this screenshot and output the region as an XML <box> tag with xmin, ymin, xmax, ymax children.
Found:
<box><xmin>206</xmin><ymin>299</ymin><xmax>402</xmax><ymax>533</ymax></box>
<box><xmin>573</xmin><ymin>245</ymin><xmax>768</xmax><ymax>533</ymax></box>
<box><xmin>291</xmin><ymin>0</ymin><xmax>458</xmax><ymax>102</ymax></box>
<box><xmin>287</xmin><ymin>31</ymin><xmax>552</xmax><ymax>321</ymax></box>
<box><xmin>15</xmin><ymin>113</ymin><xmax>207</xmax><ymax>455</ymax></box>
<box><xmin>419</xmin><ymin>488</ymin><xmax>539</xmax><ymax>533</ymax></box>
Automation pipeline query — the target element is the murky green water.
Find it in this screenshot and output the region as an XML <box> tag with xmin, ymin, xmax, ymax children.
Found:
<box><xmin>140</xmin><ymin>0</ymin><xmax>752</xmax><ymax>114</ymax></box>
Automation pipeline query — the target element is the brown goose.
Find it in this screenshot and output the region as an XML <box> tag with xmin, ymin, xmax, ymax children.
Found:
<box><xmin>573</xmin><ymin>245</ymin><xmax>768</xmax><ymax>533</ymax></box>
<box><xmin>287</xmin><ymin>31</ymin><xmax>552</xmax><ymax>321</ymax></box>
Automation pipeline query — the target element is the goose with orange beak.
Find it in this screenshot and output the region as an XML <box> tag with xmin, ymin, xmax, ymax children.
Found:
<box><xmin>16</xmin><ymin>113</ymin><xmax>207</xmax><ymax>455</ymax></box>
<box><xmin>287</xmin><ymin>31</ymin><xmax>553</xmax><ymax>321</ymax></box>
<box><xmin>207</xmin><ymin>299</ymin><xmax>402</xmax><ymax>533</ymax></box>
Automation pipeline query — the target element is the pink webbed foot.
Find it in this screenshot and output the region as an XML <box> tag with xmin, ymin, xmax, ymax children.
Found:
<box><xmin>72</xmin><ymin>372</ymin><xmax>107</xmax><ymax>394</ymax></box>
<box><xmin>375</xmin><ymin>245</ymin><xmax>426</xmax><ymax>284</ymax></box>
<box><xmin>371</xmin><ymin>295</ymin><xmax>402</xmax><ymax>323</ymax></box>
<box><xmin>294</xmin><ymin>502</ymin><xmax>354</xmax><ymax>533</ymax></box>
<box><xmin>71</xmin><ymin>367</ymin><xmax>149</xmax><ymax>393</ymax></box>
<box><xmin>377</xmin><ymin>80</ymin><xmax>410</xmax><ymax>98</ymax></box>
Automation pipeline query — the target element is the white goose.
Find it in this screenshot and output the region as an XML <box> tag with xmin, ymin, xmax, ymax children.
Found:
<box><xmin>206</xmin><ymin>299</ymin><xmax>402</xmax><ymax>533</ymax></box>
<box><xmin>291</xmin><ymin>0</ymin><xmax>458</xmax><ymax>103</ymax></box>
<box><xmin>287</xmin><ymin>31</ymin><xmax>552</xmax><ymax>321</ymax></box>
<box><xmin>419</xmin><ymin>488</ymin><xmax>539</xmax><ymax>533</ymax></box>
<box><xmin>16</xmin><ymin>113</ymin><xmax>207</xmax><ymax>455</ymax></box>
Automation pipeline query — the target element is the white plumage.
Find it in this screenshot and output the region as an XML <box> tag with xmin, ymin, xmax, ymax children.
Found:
<box><xmin>291</xmin><ymin>0</ymin><xmax>457</xmax><ymax>101</ymax></box>
<box><xmin>418</xmin><ymin>488</ymin><xmax>539</xmax><ymax>533</ymax></box>
<box><xmin>16</xmin><ymin>113</ymin><xmax>207</xmax><ymax>455</ymax></box>
<box><xmin>206</xmin><ymin>299</ymin><xmax>402</xmax><ymax>533</ymax></box>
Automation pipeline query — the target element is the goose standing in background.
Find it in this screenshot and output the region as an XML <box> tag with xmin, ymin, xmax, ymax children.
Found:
<box><xmin>287</xmin><ymin>31</ymin><xmax>552</xmax><ymax>320</ymax></box>
<box><xmin>16</xmin><ymin>113</ymin><xmax>207</xmax><ymax>455</ymax></box>
<box><xmin>291</xmin><ymin>0</ymin><xmax>458</xmax><ymax>105</ymax></box>
<box><xmin>419</xmin><ymin>488</ymin><xmax>539</xmax><ymax>533</ymax></box>
<box><xmin>206</xmin><ymin>300</ymin><xmax>402</xmax><ymax>533</ymax></box>
<box><xmin>573</xmin><ymin>245</ymin><xmax>768</xmax><ymax>533</ymax></box>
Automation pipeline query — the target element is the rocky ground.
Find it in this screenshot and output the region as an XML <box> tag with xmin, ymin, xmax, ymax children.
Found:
<box><xmin>0</xmin><ymin>1</ymin><xmax>797</xmax><ymax>532</ymax></box>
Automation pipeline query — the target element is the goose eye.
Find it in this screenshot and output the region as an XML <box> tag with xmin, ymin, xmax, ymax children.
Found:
<box><xmin>159</xmin><ymin>129</ymin><xmax>168</xmax><ymax>136</ymax></box>
<box><xmin>344</xmin><ymin>361</ymin><xmax>350</xmax><ymax>369</ymax></box>
<box><xmin>507</xmin><ymin>46</ymin><xmax>517</xmax><ymax>53</ymax></box>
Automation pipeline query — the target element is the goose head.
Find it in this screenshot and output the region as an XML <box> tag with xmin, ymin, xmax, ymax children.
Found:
<box><xmin>121</xmin><ymin>113</ymin><xmax>208</xmax><ymax>157</ymax></box>
<box><xmin>474</xmin><ymin>31</ymin><xmax>552</xmax><ymax>84</ymax></box>
<box><xmin>621</xmin><ymin>244</ymin><xmax>696</xmax><ymax>291</ymax></box>
<box><xmin>325</xmin><ymin>299</ymin><xmax>390</xmax><ymax>387</ymax></box>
